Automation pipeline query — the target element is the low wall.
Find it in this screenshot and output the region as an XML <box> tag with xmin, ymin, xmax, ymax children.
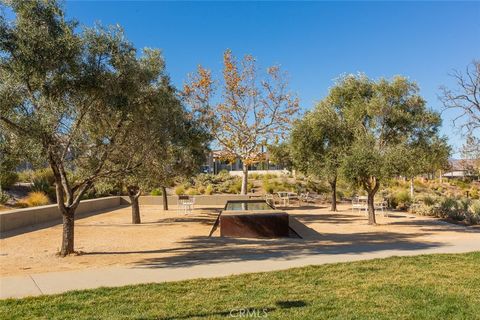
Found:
<box><xmin>0</xmin><ymin>194</ymin><xmax>252</xmax><ymax>234</ymax></box>
<box><xmin>121</xmin><ymin>194</ymin><xmax>250</xmax><ymax>206</ymax></box>
<box><xmin>0</xmin><ymin>196</ymin><xmax>121</xmax><ymax>233</ymax></box>
<box><xmin>229</xmin><ymin>170</ymin><xmax>289</xmax><ymax>177</ymax></box>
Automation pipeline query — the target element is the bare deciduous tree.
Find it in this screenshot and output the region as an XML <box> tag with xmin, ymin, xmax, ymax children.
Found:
<box><xmin>440</xmin><ymin>60</ymin><xmax>480</xmax><ymax>147</ymax></box>
<box><xmin>183</xmin><ymin>50</ymin><xmax>299</xmax><ymax>194</ymax></box>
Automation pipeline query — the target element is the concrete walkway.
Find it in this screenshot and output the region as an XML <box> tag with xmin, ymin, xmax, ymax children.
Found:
<box><xmin>2</xmin><ymin>205</ymin><xmax>480</xmax><ymax>299</ymax></box>
<box><xmin>2</xmin><ymin>239</ymin><xmax>479</xmax><ymax>299</ymax></box>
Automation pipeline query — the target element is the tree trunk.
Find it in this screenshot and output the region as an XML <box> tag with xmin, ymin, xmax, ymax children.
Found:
<box><xmin>60</xmin><ymin>208</ymin><xmax>75</xmax><ymax>256</ymax></box>
<box><xmin>162</xmin><ymin>186</ymin><xmax>168</xmax><ymax>211</ymax></box>
<box><xmin>365</xmin><ymin>178</ymin><xmax>380</xmax><ymax>225</ymax></box>
<box><xmin>367</xmin><ymin>191</ymin><xmax>376</xmax><ymax>225</ymax></box>
<box><xmin>130</xmin><ymin>195</ymin><xmax>141</xmax><ymax>224</ymax></box>
<box><xmin>330</xmin><ymin>178</ymin><xmax>337</xmax><ymax>212</ymax></box>
<box><xmin>241</xmin><ymin>165</ymin><xmax>248</xmax><ymax>195</ymax></box>
<box><xmin>127</xmin><ymin>186</ymin><xmax>141</xmax><ymax>224</ymax></box>
<box><xmin>410</xmin><ymin>177</ymin><xmax>414</xmax><ymax>199</ymax></box>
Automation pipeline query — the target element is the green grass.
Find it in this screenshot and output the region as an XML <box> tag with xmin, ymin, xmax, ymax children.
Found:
<box><xmin>2</xmin><ymin>253</ymin><xmax>480</xmax><ymax>319</ymax></box>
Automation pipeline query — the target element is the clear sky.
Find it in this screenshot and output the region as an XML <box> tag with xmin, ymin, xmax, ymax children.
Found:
<box><xmin>64</xmin><ymin>1</ymin><xmax>480</xmax><ymax>156</ymax></box>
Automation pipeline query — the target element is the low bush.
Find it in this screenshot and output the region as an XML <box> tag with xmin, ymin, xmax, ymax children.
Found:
<box><xmin>18</xmin><ymin>191</ymin><xmax>50</xmax><ymax>207</ymax></box>
<box><xmin>0</xmin><ymin>191</ymin><xmax>10</xmax><ymax>204</ymax></box>
<box><xmin>0</xmin><ymin>171</ymin><xmax>18</xmax><ymax>190</ymax></box>
<box><xmin>150</xmin><ymin>188</ymin><xmax>163</xmax><ymax>196</ymax></box>
<box><xmin>197</xmin><ymin>185</ymin><xmax>206</xmax><ymax>194</ymax></box>
<box><xmin>29</xmin><ymin>168</ymin><xmax>56</xmax><ymax>185</ymax></box>
<box><xmin>175</xmin><ymin>185</ymin><xmax>186</xmax><ymax>195</ymax></box>
<box><xmin>386</xmin><ymin>189</ymin><xmax>412</xmax><ymax>209</ymax></box>
<box><xmin>468</xmin><ymin>200</ymin><xmax>480</xmax><ymax>224</ymax></box>
<box><xmin>249</xmin><ymin>173</ymin><xmax>261</xmax><ymax>180</ymax></box>
<box><xmin>412</xmin><ymin>196</ymin><xmax>480</xmax><ymax>225</ymax></box>
<box><xmin>420</xmin><ymin>195</ymin><xmax>437</xmax><ymax>206</ymax></box>
<box><xmin>470</xmin><ymin>187</ymin><xmax>479</xmax><ymax>200</ymax></box>
<box><xmin>205</xmin><ymin>184</ymin><xmax>214</xmax><ymax>195</ymax></box>
<box><xmin>186</xmin><ymin>188</ymin><xmax>200</xmax><ymax>195</ymax></box>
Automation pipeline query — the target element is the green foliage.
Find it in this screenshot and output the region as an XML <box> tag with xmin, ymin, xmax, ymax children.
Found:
<box><xmin>412</xmin><ymin>196</ymin><xmax>480</xmax><ymax>225</ymax></box>
<box><xmin>205</xmin><ymin>184</ymin><xmax>213</xmax><ymax>195</ymax></box>
<box><xmin>0</xmin><ymin>171</ymin><xmax>18</xmax><ymax>190</ymax></box>
<box><xmin>150</xmin><ymin>188</ymin><xmax>163</xmax><ymax>196</ymax></box>
<box><xmin>186</xmin><ymin>188</ymin><xmax>200</xmax><ymax>195</ymax></box>
<box><xmin>2</xmin><ymin>253</ymin><xmax>480</xmax><ymax>319</ymax></box>
<box><xmin>262</xmin><ymin>178</ymin><xmax>295</xmax><ymax>194</ymax></box>
<box><xmin>175</xmin><ymin>185</ymin><xmax>186</xmax><ymax>195</ymax></box>
<box><xmin>324</xmin><ymin>74</ymin><xmax>450</xmax><ymax>222</ymax></box>
<box><xmin>470</xmin><ymin>187</ymin><xmax>479</xmax><ymax>200</ymax></box>
<box><xmin>268</xmin><ymin>143</ymin><xmax>294</xmax><ymax>171</ymax></box>
<box><xmin>394</xmin><ymin>190</ymin><xmax>412</xmax><ymax>210</ymax></box>
<box><xmin>0</xmin><ymin>191</ymin><xmax>10</xmax><ymax>204</ymax></box>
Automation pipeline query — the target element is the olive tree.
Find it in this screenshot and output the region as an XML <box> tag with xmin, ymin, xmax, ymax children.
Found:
<box><xmin>338</xmin><ymin>75</ymin><xmax>445</xmax><ymax>224</ymax></box>
<box><xmin>0</xmin><ymin>1</ymin><xmax>167</xmax><ymax>255</ymax></box>
<box><xmin>290</xmin><ymin>96</ymin><xmax>353</xmax><ymax>211</ymax></box>
<box><xmin>113</xmin><ymin>83</ymin><xmax>210</xmax><ymax>223</ymax></box>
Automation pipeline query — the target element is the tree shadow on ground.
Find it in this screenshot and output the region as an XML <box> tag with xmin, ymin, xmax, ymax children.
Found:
<box><xmin>293</xmin><ymin>213</ymin><xmax>367</xmax><ymax>224</ymax></box>
<box><xmin>387</xmin><ymin>218</ymin><xmax>480</xmax><ymax>233</ymax></box>
<box><xmin>156</xmin><ymin>300</ymin><xmax>307</xmax><ymax>320</ymax></box>
<box><xmin>110</xmin><ymin>227</ymin><xmax>444</xmax><ymax>269</ymax></box>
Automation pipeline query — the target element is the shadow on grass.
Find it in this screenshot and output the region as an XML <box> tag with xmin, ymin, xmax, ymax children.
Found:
<box><xmin>157</xmin><ymin>300</ymin><xmax>307</xmax><ymax>320</ymax></box>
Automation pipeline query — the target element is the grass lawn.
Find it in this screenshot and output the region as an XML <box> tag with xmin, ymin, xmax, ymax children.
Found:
<box><xmin>1</xmin><ymin>253</ymin><xmax>480</xmax><ymax>319</ymax></box>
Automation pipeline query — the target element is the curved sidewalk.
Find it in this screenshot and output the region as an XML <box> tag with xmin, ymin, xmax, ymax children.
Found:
<box><xmin>2</xmin><ymin>239</ymin><xmax>480</xmax><ymax>299</ymax></box>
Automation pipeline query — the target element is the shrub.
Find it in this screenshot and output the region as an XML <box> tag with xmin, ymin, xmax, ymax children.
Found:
<box><xmin>468</xmin><ymin>200</ymin><xmax>480</xmax><ymax>224</ymax></box>
<box><xmin>32</xmin><ymin>168</ymin><xmax>55</xmax><ymax>185</ymax></box>
<box><xmin>17</xmin><ymin>170</ymin><xmax>33</xmax><ymax>183</ymax></box>
<box><xmin>205</xmin><ymin>184</ymin><xmax>214</xmax><ymax>195</ymax></box>
<box><xmin>393</xmin><ymin>190</ymin><xmax>411</xmax><ymax>210</ymax></box>
<box><xmin>175</xmin><ymin>185</ymin><xmax>186</xmax><ymax>195</ymax></box>
<box><xmin>31</xmin><ymin>178</ymin><xmax>51</xmax><ymax>193</ymax></box>
<box><xmin>150</xmin><ymin>188</ymin><xmax>163</xmax><ymax>196</ymax></box>
<box><xmin>263</xmin><ymin>181</ymin><xmax>275</xmax><ymax>194</ymax></box>
<box><xmin>228</xmin><ymin>180</ymin><xmax>242</xmax><ymax>194</ymax></box>
<box><xmin>18</xmin><ymin>192</ymin><xmax>50</xmax><ymax>207</ymax></box>
<box><xmin>197</xmin><ymin>185</ymin><xmax>206</xmax><ymax>194</ymax></box>
<box><xmin>0</xmin><ymin>191</ymin><xmax>10</xmax><ymax>204</ymax></box>
<box><xmin>0</xmin><ymin>171</ymin><xmax>18</xmax><ymax>190</ymax></box>
<box><xmin>470</xmin><ymin>187</ymin><xmax>479</xmax><ymax>200</ymax></box>
<box><xmin>186</xmin><ymin>188</ymin><xmax>199</xmax><ymax>195</ymax></box>
<box><xmin>413</xmin><ymin>203</ymin><xmax>440</xmax><ymax>217</ymax></box>
<box><xmin>249</xmin><ymin>173</ymin><xmax>260</xmax><ymax>180</ymax></box>
<box><xmin>421</xmin><ymin>195</ymin><xmax>437</xmax><ymax>206</ymax></box>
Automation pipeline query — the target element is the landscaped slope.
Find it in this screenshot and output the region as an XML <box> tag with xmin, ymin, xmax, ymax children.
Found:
<box><xmin>1</xmin><ymin>252</ymin><xmax>479</xmax><ymax>319</ymax></box>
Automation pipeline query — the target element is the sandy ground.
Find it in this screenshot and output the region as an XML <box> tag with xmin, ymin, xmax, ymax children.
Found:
<box><xmin>1</xmin><ymin>203</ymin><xmax>479</xmax><ymax>277</ymax></box>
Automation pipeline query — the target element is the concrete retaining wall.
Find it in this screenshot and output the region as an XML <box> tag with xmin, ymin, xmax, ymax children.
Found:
<box><xmin>229</xmin><ymin>170</ymin><xmax>289</xmax><ymax>177</ymax></box>
<box><xmin>0</xmin><ymin>196</ymin><xmax>121</xmax><ymax>233</ymax></box>
<box><xmin>0</xmin><ymin>195</ymin><xmax>252</xmax><ymax>234</ymax></box>
<box><xmin>121</xmin><ymin>194</ymin><xmax>251</xmax><ymax>206</ymax></box>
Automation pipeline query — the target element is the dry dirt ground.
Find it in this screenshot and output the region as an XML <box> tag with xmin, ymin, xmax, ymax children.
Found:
<box><xmin>1</xmin><ymin>203</ymin><xmax>479</xmax><ymax>277</ymax></box>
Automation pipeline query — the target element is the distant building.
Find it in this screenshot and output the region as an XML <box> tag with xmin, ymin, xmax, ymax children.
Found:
<box><xmin>443</xmin><ymin>159</ymin><xmax>479</xmax><ymax>179</ymax></box>
<box><xmin>201</xmin><ymin>149</ymin><xmax>287</xmax><ymax>175</ymax></box>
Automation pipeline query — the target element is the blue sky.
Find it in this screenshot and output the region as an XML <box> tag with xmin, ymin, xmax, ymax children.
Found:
<box><xmin>65</xmin><ymin>1</ymin><xmax>480</xmax><ymax>156</ymax></box>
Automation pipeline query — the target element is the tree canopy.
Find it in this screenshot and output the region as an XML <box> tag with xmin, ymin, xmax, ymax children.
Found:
<box><xmin>0</xmin><ymin>0</ymin><xmax>201</xmax><ymax>254</ymax></box>
<box><xmin>337</xmin><ymin>75</ymin><xmax>447</xmax><ymax>224</ymax></box>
